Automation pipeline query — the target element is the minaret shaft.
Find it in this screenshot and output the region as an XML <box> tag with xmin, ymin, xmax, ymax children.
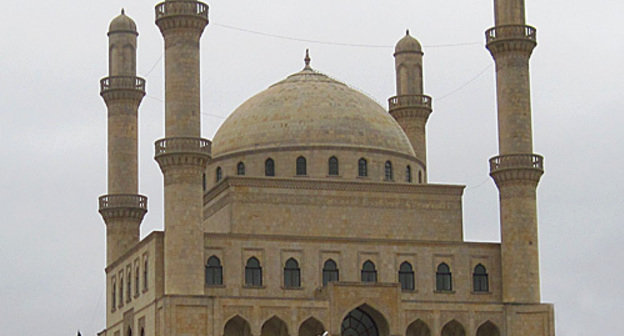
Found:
<box><xmin>494</xmin><ymin>0</ymin><xmax>526</xmax><ymax>25</ymax></box>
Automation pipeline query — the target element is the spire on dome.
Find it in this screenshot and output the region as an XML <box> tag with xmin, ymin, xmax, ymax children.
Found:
<box><xmin>304</xmin><ymin>49</ymin><xmax>311</xmax><ymax>70</ymax></box>
<box><xmin>121</xmin><ymin>8</ymin><xmax>125</xmax><ymax>15</ymax></box>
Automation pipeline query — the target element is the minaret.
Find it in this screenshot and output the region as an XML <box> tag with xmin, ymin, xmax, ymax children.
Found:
<box><xmin>389</xmin><ymin>31</ymin><xmax>432</xmax><ymax>182</ymax></box>
<box><xmin>154</xmin><ymin>0</ymin><xmax>211</xmax><ymax>295</ymax></box>
<box><xmin>486</xmin><ymin>0</ymin><xmax>543</xmax><ymax>303</ymax></box>
<box><xmin>99</xmin><ymin>9</ymin><xmax>148</xmax><ymax>265</ymax></box>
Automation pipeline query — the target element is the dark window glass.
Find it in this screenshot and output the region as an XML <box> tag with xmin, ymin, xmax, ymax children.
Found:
<box><xmin>399</xmin><ymin>261</ymin><xmax>415</xmax><ymax>290</ymax></box>
<box><xmin>358</xmin><ymin>158</ymin><xmax>368</xmax><ymax>177</ymax></box>
<box><xmin>473</xmin><ymin>264</ymin><xmax>489</xmax><ymax>292</ymax></box>
<box><xmin>284</xmin><ymin>258</ymin><xmax>301</xmax><ymax>288</ymax></box>
<box><xmin>112</xmin><ymin>279</ymin><xmax>116</xmax><ymax>309</ymax></box>
<box><xmin>265</xmin><ymin>158</ymin><xmax>275</xmax><ymax>177</ymax></box>
<box><xmin>128</xmin><ymin>327</ymin><xmax>132</xmax><ymax>336</ymax></box>
<box><xmin>140</xmin><ymin>329</ymin><xmax>145</xmax><ymax>336</ymax></box>
<box><xmin>322</xmin><ymin>259</ymin><xmax>339</xmax><ymax>286</ymax></box>
<box><xmin>329</xmin><ymin>156</ymin><xmax>339</xmax><ymax>176</ymax></box>
<box><xmin>361</xmin><ymin>260</ymin><xmax>377</xmax><ymax>283</ymax></box>
<box><xmin>418</xmin><ymin>171</ymin><xmax>423</xmax><ymax>184</ymax></box>
<box><xmin>406</xmin><ymin>165</ymin><xmax>412</xmax><ymax>183</ymax></box>
<box><xmin>341</xmin><ymin>308</ymin><xmax>379</xmax><ymax>336</ymax></box>
<box><xmin>436</xmin><ymin>263</ymin><xmax>452</xmax><ymax>291</ymax></box>
<box><xmin>216</xmin><ymin>167</ymin><xmax>222</xmax><ymax>182</ymax></box>
<box><xmin>205</xmin><ymin>256</ymin><xmax>223</xmax><ymax>286</ymax></box>
<box><xmin>237</xmin><ymin>162</ymin><xmax>245</xmax><ymax>176</ymax></box>
<box><xmin>202</xmin><ymin>173</ymin><xmax>206</xmax><ymax>191</ymax></box>
<box><xmin>119</xmin><ymin>275</ymin><xmax>123</xmax><ymax>306</ymax></box>
<box><xmin>143</xmin><ymin>258</ymin><xmax>148</xmax><ymax>291</ymax></box>
<box><xmin>296</xmin><ymin>156</ymin><xmax>307</xmax><ymax>176</ymax></box>
<box><xmin>385</xmin><ymin>161</ymin><xmax>393</xmax><ymax>181</ymax></box>
<box><xmin>126</xmin><ymin>270</ymin><xmax>131</xmax><ymax>301</ymax></box>
<box><xmin>135</xmin><ymin>267</ymin><xmax>139</xmax><ymax>296</ymax></box>
<box><xmin>245</xmin><ymin>257</ymin><xmax>262</xmax><ymax>286</ymax></box>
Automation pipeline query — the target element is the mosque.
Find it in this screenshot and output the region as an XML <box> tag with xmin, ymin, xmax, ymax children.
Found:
<box><xmin>97</xmin><ymin>1</ymin><xmax>555</xmax><ymax>335</ymax></box>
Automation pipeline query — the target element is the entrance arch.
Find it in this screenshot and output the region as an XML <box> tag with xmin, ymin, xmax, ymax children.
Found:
<box><xmin>299</xmin><ymin>317</ymin><xmax>325</xmax><ymax>336</ymax></box>
<box><xmin>262</xmin><ymin>316</ymin><xmax>289</xmax><ymax>336</ymax></box>
<box><xmin>476</xmin><ymin>321</ymin><xmax>500</xmax><ymax>336</ymax></box>
<box><xmin>341</xmin><ymin>304</ymin><xmax>388</xmax><ymax>336</ymax></box>
<box><xmin>441</xmin><ymin>320</ymin><xmax>465</xmax><ymax>336</ymax></box>
<box><xmin>406</xmin><ymin>319</ymin><xmax>430</xmax><ymax>336</ymax></box>
<box><xmin>224</xmin><ymin>315</ymin><xmax>252</xmax><ymax>336</ymax></box>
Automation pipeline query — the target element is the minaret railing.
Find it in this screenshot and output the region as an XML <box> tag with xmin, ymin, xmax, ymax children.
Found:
<box><xmin>388</xmin><ymin>94</ymin><xmax>432</xmax><ymax>111</ymax></box>
<box><xmin>155</xmin><ymin>0</ymin><xmax>208</xmax><ymax>20</ymax></box>
<box><xmin>485</xmin><ymin>25</ymin><xmax>536</xmax><ymax>43</ymax></box>
<box><xmin>100</xmin><ymin>76</ymin><xmax>146</xmax><ymax>93</ymax></box>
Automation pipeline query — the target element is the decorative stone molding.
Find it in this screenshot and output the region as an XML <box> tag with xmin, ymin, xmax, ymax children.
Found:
<box><xmin>98</xmin><ymin>194</ymin><xmax>148</xmax><ymax>221</ymax></box>
<box><xmin>155</xmin><ymin>0</ymin><xmax>208</xmax><ymax>33</ymax></box>
<box><xmin>485</xmin><ymin>25</ymin><xmax>537</xmax><ymax>57</ymax></box>
<box><xmin>100</xmin><ymin>76</ymin><xmax>146</xmax><ymax>104</ymax></box>
<box><xmin>489</xmin><ymin>154</ymin><xmax>544</xmax><ymax>186</ymax></box>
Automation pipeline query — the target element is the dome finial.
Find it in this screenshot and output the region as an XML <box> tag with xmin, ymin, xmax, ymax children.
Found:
<box><xmin>304</xmin><ymin>49</ymin><xmax>311</xmax><ymax>69</ymax></box>
<box><xmin>121</xmin><ymin>8</ymin><xmax>125</xmax><ymax>15</ymax></box>
<box><xmin>406</xmin><ymin>29</ymin><xmax>410</xmax><ymax>35</ymax></box>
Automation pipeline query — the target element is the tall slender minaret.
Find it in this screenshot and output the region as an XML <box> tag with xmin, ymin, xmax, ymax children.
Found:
<box><xmin>486</xmin><ymin>0</ymin><xmax>543</xmax><ymax>304</ymax></box>
<box><xmin>99</xmin><ymin>9</ymin><xmax>148</xmax><ymax>265</ymax></box>
<box><xmin>154</xmin><ymin>0</ymin><xmax>211</xmax><ymax>295</ymax></box>
<box><xmin>389</xmin><ymin>31</ymin><xmax>432</xmax><ymax>182</ymax></box>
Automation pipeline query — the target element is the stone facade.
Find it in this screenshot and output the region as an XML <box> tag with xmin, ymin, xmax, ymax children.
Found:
<box><xmin>98</xmin><ymin>1</ymin><xmax>555</xmax><ymax>336</ymax></box>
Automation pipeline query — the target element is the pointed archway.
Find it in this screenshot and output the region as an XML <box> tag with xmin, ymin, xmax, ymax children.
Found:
<box><xmin>262</xmin><ymin>316</ymin><xmax>289</xmax><ymax>336</ymax></box>
<box><xmin>441</xmin><ymin>320</ymin><xmax>465</xmax><ymax>336</ymax></box>
<box><xmin>341</xmin><ymin>304</ymin><xmax>389</xmax><ymax>336</ymax></box>
<box><xmin>224</xmin><ymin>315</ymin><xmax>252</xmax><ymax>336</ymax></box>
<box><xmin>299</xmin><ymin>317</ymin><xmax>325</xmax><ymax>336</ymax></box>
<box><xmin>476</xmin><ymin>321</ymin><xmax>500</xmax><ymax>336</ymax></box>
<box><xmin>406</xmin><ymin>319</ymin><xmax>430</xmax><ymax>336</ymax></box>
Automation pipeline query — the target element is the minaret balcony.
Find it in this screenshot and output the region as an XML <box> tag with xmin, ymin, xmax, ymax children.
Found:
<box><xmin>154</xmin><ymin>137</ymin><xmax>211</xmax><ymax>157</ymax></box>
<box><xmin>485</xmin><ymin>25</ymin><xmax>537</xmax><ymax>55</ymax></box>
<box><xmin>489</xmin><ymin>154</ymin><xmax>544</xmax><ymax>184</ymax></box>
<box><xmin>388</xmin><ymin>95</ymin><xmax>432</xmax><ymax>111</ymax></box>
<box><xmin>155</xmin><ymin>0</ymin><xmax>209</xmax><ymax>22</ymax></box>
<box><xmin>100</xmin><ymin>76</ymin><xmax>146</xmax><ymax>94</ymax></box>
<box><xmin>98</xmin><ymin>194</ymin><xmax>148</xmax><ymax>221</ymax></box>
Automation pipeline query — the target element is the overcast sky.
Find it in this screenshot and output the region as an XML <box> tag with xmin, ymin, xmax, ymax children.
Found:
<box><xmin>1</xmin><ymin>0</ymin><xmax>622</xmax><ymax>335</ymax></box>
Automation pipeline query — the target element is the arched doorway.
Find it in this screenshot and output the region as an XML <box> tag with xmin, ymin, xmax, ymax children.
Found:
<box><xmin>261</xmin><ymin>316</ymin><xmax>289</xmax><ymax>336</ymax></box>
<box><xmin>476</xmin><ymin>321</ymin><xmax>500</xmax><ymax>336</ymax></box>
<box><xmin>224</xmin><ymin>315</ymin><xmax>252</xmax><ymax>336</ymax></box>
<box><xmin>406</xmin><ymin>319</ymin><xmax>430</xmax><ymax>336</ymax></box>
<box><xmin>341</xmin><ymin>305</ymin><xmax>388</xmax><ymax>336</ymax></box>
<box><xmin>299</xmin><ymin>317</ymin><xmax>325</xmax><ymax>336</ymax></box>
<box><xmin>441</xmin><ymin>320</ymin><xmax>465</xmax><ymax>336</ymax></box>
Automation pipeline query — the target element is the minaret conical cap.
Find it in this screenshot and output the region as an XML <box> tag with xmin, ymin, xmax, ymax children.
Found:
<box><xmin>394</xmin><ymin>29</ymin><xmax>422</xmax><ymax>54</ymax></box>
<box><xmin>108</xmin><ymin>8</ymin><xmax>138</xmax><ymax>34</ymax></box>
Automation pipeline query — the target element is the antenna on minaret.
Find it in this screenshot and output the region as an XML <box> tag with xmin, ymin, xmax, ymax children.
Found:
<box><xmin>304</xmin><ymin>49</ymin><xmax>311</xmax><ymax>69</ymax></box>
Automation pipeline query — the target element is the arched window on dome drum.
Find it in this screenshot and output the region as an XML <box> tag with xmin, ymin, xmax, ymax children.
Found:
<box><xmin>473</xmin><ymin>264</ymin><xmax>489</xmax><ymax>292</ymax></box>
<box><xmin>406</xmin><ymin>165</ymin><xmax>412</xmax><ymax>183</ymax></box>
<box><xmin>322</xmin><ymin>259</ymin><xmax>339</xmax><ymax>286</ymax></box>
<box><xmin>358</xmin><ymin>158</ymin><xmax>368</xmax><ymax>177</ymax></box>
<box><xmin>205</xmin><ymin>256</ymin><xmax>223</xmax><ymax>286</ymax></box>
<box><xmin>216</xmin><ymin>167</ymin><xmax>223</xmax><ymax>182</ymax></box>
<box><xmin>265</xmin><ymin>158</ymin><xmax>275</xmax><ymax>177</ymax></box>
<box><xmin>328</xmin><ymin>156</ymin><xmax>339</xmax><ymax>176</ymax></box>
<box><xmin>237</xmin><ymin>162</ymin><xmax>245</xmax><ymax>176</ymax></box>
<box><xmin>296</xmin><ymin>156</ymin><xmax>307</xmax><ymax>176</ymax></box>
<box><xmin>436</xmin><ymin>263</ymin><xmax>452</xmax><ymax>291</ymax></box>
<box><xmin>284</xmin><ymin>258</ymin><xmax>301</xmax><ymax>288</ymax></box>
<box><xmin>361</xmin><ymin>260</ymin><xmax>377</xmax><ymax>283</ymax></box>
<box><xmin>385</xmin><ymin>161</ymin><xmax>393</xmax><ymax>181</ymax></box>
<box><xmin>245</xmin><ymin>257</ymin><xmax>262</xmax><ymax>287</ymax></box>
<box><xmin>399</xmin><ymin>261</ymin><xmax>415</xmax><ymax>291</ymax></box>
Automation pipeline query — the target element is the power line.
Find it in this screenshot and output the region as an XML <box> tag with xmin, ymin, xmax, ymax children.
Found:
<box><xmin>437</xmin><ymin>64</ymin><xmax>492</xmax><ymax>101</ymax></box>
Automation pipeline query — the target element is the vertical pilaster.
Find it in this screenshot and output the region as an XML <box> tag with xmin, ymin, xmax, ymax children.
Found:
<box><xmin>154</xmin><ymin>0</ymin><xmax>211</xmax><ymax>295</ymax></box>
<box><xmin>487</xmin><ymin>0</ymin><xmax>543</xmax><ymax>304</ymax></box>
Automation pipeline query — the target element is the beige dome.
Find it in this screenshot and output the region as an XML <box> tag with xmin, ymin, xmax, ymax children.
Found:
<box><xmin>211</xmin><ymin>66</ymin><xmax>416</xmax><ymax>158</ymax></box>
<box><xmin>108</xmin><ymin>9</ymin><xmax>137</xmax><ymax>34</ymax></box>
<box><xmin>395</xmin><ymin>30</ymin><xmax>422</xmax><ymax>55</ymax></box>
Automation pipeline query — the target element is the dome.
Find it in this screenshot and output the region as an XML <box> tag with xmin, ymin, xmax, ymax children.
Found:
<box><xmin>211</xmin><ymin>63</ymin><xmax>415</xmax><ymax>159</ymax></box>
<box><xmin>395</xmin><ymin>30</ymin><xmax>422</xmax><ymax>54</ymax></box>
<box><xmin>108</xmin><ymin>9</ymin><xmax>137</xmax><ymax>34</ymax></box>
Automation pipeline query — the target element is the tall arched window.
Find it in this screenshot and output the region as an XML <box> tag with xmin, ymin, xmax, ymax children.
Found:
<box><xmin>328</xmin><ymin>156</ymin><xmax>339</xmax><ymax>176</ymax></box>
<box><xmin>265</xmin><ymin>158</ymin><xmax>275</xmax><ymax>177</ymax></box>
<box><xmin>202</xmin><ymin>173</ymin><xmax>206</xmax><ymax>191</ymax></box>
<box><xmin>205</xmin><ymin>256</ymin><xmax>223</xmax><ymax>286</ymax></box>
<box><xmin>245</xmin><ymin>257</ymin><xmax>262</xmax><ymax>286</ymax></box>
<box><xmin>284</xmin><ymin>258</ymin><xmax>301</xmax><ymax>288</ymax></box>
<box><xmin>296</xmin><ymin>156</ymin><xmax>307</xmax><ymax>176</ymax></box>
<box><xmin>406</xmin><ymin>165</ymin><xmax>412</xmax><ymax>183</ymax></box>
<box><xmin>473</xmin><ymin>264</ymin><xmax>489</xmax><ymax>292</ymax></box>
<box><xmin>134</xmin><ymin>265</ymin><xmax>140</xmax><ymax>296</ymax></box>
<box><xmin>322</xmin><ymin>259</ymin><xmax>339</xmax><ymax>286</ymax></box>
<box><xmin>119</xmin><ymin>274</ymin><xmax>124</xmax><ymax>306</ymax></box>
<box><xmin>140</xmin><ymin>328</ymin><xmax>145</xmax><ymax>336</ymax></box>
<box><xmin>111</xmin><ymin>278</ymin><xmax>116</xmax><ymax>310</ymax></box>
<box><xmin>384</xmin><ymin>161</ymin><xmax>393</xmax><ymax>181</ymax></box>
<box><xmin>436</xmin><ymin>263</ymin><xmax>452</xmax><ymax>291</ymax></box>
<box><xmin>358</xmin><ymin>158</ymin><xmax>368</xmax><ymax>177</ymax></box>
<box><xmin>361</xmin><ymin>260</ymin><xmax>377</xmax><ymax>283</ymax></box>
<box><xmin>216</xmin><ymin>167</ymin><xmax>223</xmax><ymax>182</ymax></box>
<box><xmin>126</xmin><ymin>269</ymin><xmax>131</xmax><ymax>302</ymax></box>
<box><xmin>237</xmin><ymin>162</ymin><xmax>245</xmax><ymax>176</ymax></box>
<box><xmin>143</xmin><ymin>257</ymin><xmax>148</xmax><ymax>291</ymax></box>
<box><xmin>127</xmin><ymin>327</ymin><xmax>132</xmax><ymax>336</ymax></box>
<box><xmin>399</xmin><ymin>261</ymin><xmax>415</xmax><ymax>290</ymax></box>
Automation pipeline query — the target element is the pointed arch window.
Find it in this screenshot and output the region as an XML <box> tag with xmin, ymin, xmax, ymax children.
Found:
<box><xmin>473</xmin><ymin>264</ymin><xmax>489</xmax><ymax>292</ymax></box>
<box><xmin>237</xmin><ymin>162</ymin><xmax>245</xmax><ymax>176</ymax></box>
<box><xmin>265</xmin><ymin>158</ymin><xmax>275</xmax><ymax>177</ymax></box>
<box><xmin>296</xmin><ymin>156</ymin><xmax>307</xmax><ymax>176</ymax></box>
<box><xmin>111</xmin><ymin>278</ymin><xmax>116</xmax><ymax>310</ymax></box>
<box><xmin>245</xmin><ymin>257</ymin><xmax>262</xmax><ymax>287</ymax></box>
<box><xmin>126</xmin><ymin>269</ymin><xmax>131</xmax><ymax>302</ymax></box>
<box><xmin>143</xmin><ymin>257</ymin><xmax>148</xmax><ymax>291</ymax></box>
<box><xmin>284</xmin><ymin>258</ymin><xmax>301</xmax><ymax>288</ymax></box>
<box><xmin>205</xmin><ymin>256</ymin><xmax>223</xmax><ymax>286</ymax></box>
<box><xmin>358</xmin><ymin>158</ymin><xmax>368</xmax><ymax>177</ymax></box>
<box><xmin>216</xmin><ymin>167</ymin><xmax>223</xmax><ymax>182</ymax></box>
<box><xmin>119</xmin><ymin>273</ymin><xmax>124</xmax><ymax>306</ymax></box>
<box><xmin>399</xmin><ymin>261</ymin><xmax>415</xmax><ymax>290</ymax></box>
<box><xmin>322</xmin><ymin>259</ymin><xmax>339</xmax><ymax>286</ymax></box>
<box><xmin>436</xmin><ymin>263</ymin><xmax>452</xmax><ymax>291</ymax></box>
<box><xmin>202</xmin><ymin>173</ymin><xmax>206</xmax><ymax>191</ymax></box>
<box><xmin>328</xmin><ymin>156</ymin><xmax>339</xmax><ymax>176</ymax></box>
<box><xmin>384</xmin><ymin>161</ymin><xmax>393</xmax><ymax>181</ymax></box>
<box><xmin>135</xmin><ymin>265</ymin><xmax>140</xmax><ymax>296</ymax></box>
<box><xmin>406</xmin><ymin>165</ymin><xmax>412</xmax><ymax>183</ymax></box>
<box><xmin>361</xmin><ymin>260</ymin><xmax>377</xmax><ymax>283</ymax></box>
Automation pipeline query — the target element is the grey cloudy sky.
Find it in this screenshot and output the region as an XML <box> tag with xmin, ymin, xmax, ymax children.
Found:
<box><xmin>0</xmin><ymin>0</ymin><xmax>622</xmax><ymax>335</ymax></box>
